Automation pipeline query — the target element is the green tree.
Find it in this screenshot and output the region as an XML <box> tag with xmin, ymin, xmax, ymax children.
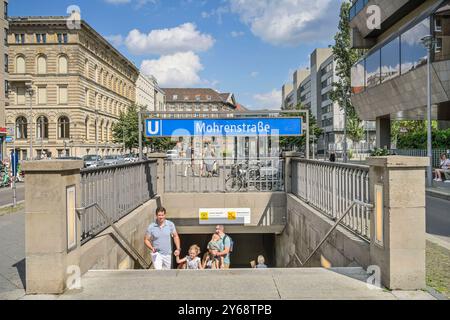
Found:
<box><xmin>112</xmin><ymin>105</ymin><xmax>176</xmax><ymax>153</ymax></box>
<box><xmin>112</xmin><ymin>104</ymin><xmax>140</xmax><ymax>152</ymax></box>
<box><xmin>330</xmin><ymin>0</ymin><xmax>366</xmax><ymax>143</ymax></box>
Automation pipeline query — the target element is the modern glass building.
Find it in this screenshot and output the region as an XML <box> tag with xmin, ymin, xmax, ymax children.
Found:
<box><xmin>349</xmin><ymin>0</ymin><xmax>450</xmax><ymax>148</ymax></box>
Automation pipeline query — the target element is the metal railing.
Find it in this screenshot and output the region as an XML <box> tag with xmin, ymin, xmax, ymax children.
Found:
<box><xmin>391</xmin><ymin>149</ymin><xmax>449</xmax><ymax>168</ymax></box>
<box><xmin>291</xmin><ymin>159</ymin><xmax>371</xmax><ymax>240</ymax></box>
<box><xmin>164</xmin><ymin>157</ymin><xmax>285</xmax><ymax>193</ymax></box>
<box><xmin>77</xmin><ymin>203</ymin><xmax>152</xmax><ymax>269</ymax></box>
<box><xmin>80</xmin><ymin>160</ymin><xmax>157</xmax><ymax>244</ymax></box>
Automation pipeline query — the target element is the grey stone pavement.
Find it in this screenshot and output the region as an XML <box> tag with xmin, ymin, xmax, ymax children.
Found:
<box><xmin>0</xmin><ymin>208</ymin><xmax>25</xmax><ymax>300</ymax></box>
<box><xmin>0</xmin><ymin>184</ymin><xmax>24</xmax><ymax>207</ymax></box>
<box><xmin>56</xmin><ymin>268</ymin><xmax>434</xmax><ymax>300</ymax></box>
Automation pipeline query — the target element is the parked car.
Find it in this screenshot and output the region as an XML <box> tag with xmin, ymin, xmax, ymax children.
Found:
<box><xmin>83</xmin><ymin>155</ymin><xmax>104</xmax><ymax>168</ymax></box>
<box><xmin>103</xmin><ymin>155</ymin><xmax>126</xmax><ymax>166</ymax></box>
<box><xmin>124</xmin><ymin>154</ymin><xmax>138</xmax><ymax>162</ymax></box>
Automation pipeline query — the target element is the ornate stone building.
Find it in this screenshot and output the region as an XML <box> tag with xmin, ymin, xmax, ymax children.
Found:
<box><xmin>0</xmin><ymin>0</ymin><xmax>8</xmax><ymax>160</ymax></box>
<box><xmin>6</xmin><ymin>16</ymin><xmax>139</xmax><ymax>159</ymax></box>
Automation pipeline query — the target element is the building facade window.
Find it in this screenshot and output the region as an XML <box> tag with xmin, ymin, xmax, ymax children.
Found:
<box><xmin>58</xmin><ymin>116</ymin><xmax>70</xmax><ymax>139</ymax></box>
<box><xmin>4</xmin><ymin>53</ymin><xmax>7</xmax><ymax>72</ymax></box>
<box><xmin>16</xmin><ymin>86</ymin><xmax>25</xmax><ymax>105</ymax></box>
<box><xmin>15</xmin><ymin>33</ymin><xmax>25</xmax><ymax>44</ymax></box>
<box><xmin>15</xmin><ymin>55</ymin><xmax>25</xmax><ymax>73</ymax></box>
<box><xmin>365</xmin><ymin>49</ymin><xmax>381</xmax><ymax>88</ymax></box>
<box><xmin>400</xmin><ymin>18</ymin><xmax>429</xmax><ymax>74</ymax></box>
<box><xmin>36</xmin><ymin>33</ymin><xmax>46</xmax><ymax>43</ymax></box>
<box><xmin>37</xmin><ymin>55</ymin><xmax>47</xmax><ymax>74</ymax></box>
<box><xmin>37</xmin><ymin>86</ymin><xmax>47</xmax><ymax>104</ymax></box>
<box><xmin>57</xmin><ymin>33</ymin><xmax>68</xmax><ymax>44</ymax></box>
<box><xmin>4</xmin><ymin>1</ymin><xmax>7</xmax><ymax>19</ymax></box>
<box><xmin>381</xmin><ymin>37</ymin><xmax>400</xmax><ymax>83</ymax></box>
<box><xmin>36</xmin><ymin>116</ymin><xmax>49</xmax><ymax>139</ymax></box>
<box><xmin>58</xmin><ymin>55</ymin><xmax>68</xmax><ymax>74</ymax></box>
<box><xmin>16</xmin><ymin>116</ymin><xmax>27</xmax><ymax>139</ymax></box>
<box><xmin>58</xmin><ymin>85</ymin><xmax>68</xmax><ymax>104</ymax></box>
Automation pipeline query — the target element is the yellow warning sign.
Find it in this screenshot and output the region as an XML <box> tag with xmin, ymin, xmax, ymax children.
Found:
<box><xmin>200</xmin><ymin>212</ymin><xmax>209</xmax><ymax>220</ymax></box>
<box><xmin>228</xmin><ymin>211</ymin><xmax>237</xmax><ymax>220</ymax></box>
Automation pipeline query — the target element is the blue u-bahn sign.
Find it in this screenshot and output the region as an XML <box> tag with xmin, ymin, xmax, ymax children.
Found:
<box><xmin>145</xmin><ymin>118</ymin><xmax>303</xmax><ymax>137</ymax></box>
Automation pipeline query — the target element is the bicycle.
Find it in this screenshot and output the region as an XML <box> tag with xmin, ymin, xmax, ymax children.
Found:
<box><xmin>225</xmin><ymin>162</ymin><xmax>260</xmax><ymax>192</ymax></box>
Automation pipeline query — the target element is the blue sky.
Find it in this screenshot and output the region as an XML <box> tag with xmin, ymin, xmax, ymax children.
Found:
<box><xmin>10</xmin><ymin>0</ymin><xmax>344</xmax><ymax>109</ymax></box>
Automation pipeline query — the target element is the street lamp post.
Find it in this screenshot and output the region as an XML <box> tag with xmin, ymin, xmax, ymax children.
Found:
<box><xmin>26</xmin><ymin>86</ymin><xmax>35</xmax><ymax>160</ymax></box>
<box><xmin>421</xmin><ymin>35</ymin><xmax>436</xmax><ymax>187</ymax></box>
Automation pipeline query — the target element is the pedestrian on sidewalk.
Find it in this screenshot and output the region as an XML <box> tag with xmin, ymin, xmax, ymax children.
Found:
<box><xmin>434</xmin><ymin>154</ymin><xmax>450</xmax><ymax>182</ymax></box>
<box><xmin>144</xmin><ymin>207</ymin><xmax>181</xmax><ymax>270</ymax></box>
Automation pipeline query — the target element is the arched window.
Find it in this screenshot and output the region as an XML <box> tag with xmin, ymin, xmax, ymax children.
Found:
<box><xmin>58</xmin><ymin>55</ymin><xmax>68</xmax><ymax>74</ymax></box>
<box><xmin>58</xmin><ymin>116</ymin><xmax>70</xmax><ymax>139</ymax></box>
<box><xmin>16</xmin><ymin>56</ymin><xmax>26</xmax><ymax>74</ymax></box>
<box><xmin>15</xmin><ymin>116</ymin><xmax>28</xmax><ymax>139</ymax></box>
<box><xmin>37</xmin><ymin>55</ymin><xmax>47</xmax><ymax>74</ymax></box>
<box><xmin>36</xmin><ymin>116</ymin><xmax>49</xmax><ymax>139</ymax></box>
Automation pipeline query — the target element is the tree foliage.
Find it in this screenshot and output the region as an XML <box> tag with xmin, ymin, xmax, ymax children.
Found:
<box><xmin>112</xmin><ymin>105</ymin><xmax>175</xmax><ymax>153</ymax></box>
<box><xmin>330</xmin><ymin>0</ymin><xmax>366</xmax><ymax>142</ymax></box>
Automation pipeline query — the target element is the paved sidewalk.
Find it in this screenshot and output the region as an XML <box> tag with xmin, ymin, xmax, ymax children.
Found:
<box><xmin>427</xmin><ymin>181</ymin><xmax>450</xmax><ymax>201</ymax></box>
<box><xmin>0</xmin><ymin>209</ymin><xmax>26</xmax><ymax>300</ymax></box>
<box><xmin>53</xmin><ymin>268</ymin><xmax>434</xmax><ymax>300</ymax></box>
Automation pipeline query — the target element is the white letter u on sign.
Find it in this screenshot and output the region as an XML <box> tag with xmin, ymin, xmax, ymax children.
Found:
<box><xmin>148</xmin><ymin>120</ymin><xmax>161</xmax><ymax>136</ymax></box>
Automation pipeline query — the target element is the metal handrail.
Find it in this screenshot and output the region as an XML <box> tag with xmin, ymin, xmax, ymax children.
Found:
<box><xmin>76</xmin><ymin>203</ymin><xmax>152</xmax><ymax>269</ymax></box>
<box><xmin>288</xmin><ymin>199</ymin><xmax>374</xmax><ymax>268</ymax></box>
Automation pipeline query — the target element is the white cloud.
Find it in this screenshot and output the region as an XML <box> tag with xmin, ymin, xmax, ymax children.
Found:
<box><xmin>229</xmin><ymin>0</ymin><xmax>339</xmax><ymax>46</ymax></box>
<box><xmin>140</xmin><ymin>51</ymin><xmax>204</xmax><ymax>87</ymax></box>
<box><xmin>125</xmin><ymin>23</ymin><xmax>215</xmax><ymax>55</ymax></box>
<box><xmin>104</xmin><ymin>0</ymin><xmax>131</xmax><ymax>4</ymax></box>
<box><xmin>250</xmin><ymin>71</ymin><xmax>259</xmax><ymax>77</ymax></box>
<box><xmin>253</xmin><ymin>89</ymin><xmax>282</xmax><ymax>110</ymax></box>
<box><xmin>231</xmin><ymin>31</ymin><xmax>245</xmax><ymax>38</ymax></box>
<box><xmin>105</xmin><ymin>34</ymin><xmax>124</xmax><ymax>47</ymax></box>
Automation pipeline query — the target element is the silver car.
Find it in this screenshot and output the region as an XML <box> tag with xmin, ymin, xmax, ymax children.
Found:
<box><xmin>83</xmin><ymin>155</ymin><xmax>104</xmax><ymax>168</ymax></box>
<box><xmin>103</xmin><ymin>155</ymin><xmax>126</xmax><ymax>166</ymax></box>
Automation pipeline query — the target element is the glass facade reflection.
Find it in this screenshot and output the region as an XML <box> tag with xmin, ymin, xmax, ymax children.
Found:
<box><xmin>381</xmin><ymin>37</ymin><xmax>400</xmax><ymax>83</ymax></box>
<box><xmin>351</xmin><ymin>17</ymin><xmax>431</xmax><ymax>94</ymax></box>
<box><xmin>365</xmin><ymin>49</ymin><xmax>380</xmax><ymax>88</ymax></box>
<box><xmin>401</xmin><ymin>19</ymin><xmax>429</xmax><ymax>74</ymax></box>
<box><xmin>434</xmin><ymin>6</ymin><xmax>450</xmax><ymax>62</ymax></box>
<box><xmin>351</xmin><ymin>60</ymin><xmax>365</xmax><ymax>94</ymax></box>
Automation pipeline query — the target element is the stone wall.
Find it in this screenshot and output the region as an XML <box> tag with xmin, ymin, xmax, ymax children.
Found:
<box><xmin>79</xmin><ymin>198</ymin><xmax>159</xmax><ymax>274</ymax></box>
<box><xmin>161</xmin><ymin>192</ymin><xmax>287</xmax><ymax>227</ymax></box>
<box><xmin>275</xmin><ymin>194</ymin><xmax>370</xmax><ymax>269</ymax></box>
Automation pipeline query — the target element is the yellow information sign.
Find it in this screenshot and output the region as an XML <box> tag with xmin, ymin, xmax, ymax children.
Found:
<box><xmin>227</xmin><ymin>211</ymin><xmax>237</xmax><ymax>220</ymax></box>
<box><xmin>200</xmin><ymin>212</ymin><xmax>209</xmax><ymax>220</ymax></box>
